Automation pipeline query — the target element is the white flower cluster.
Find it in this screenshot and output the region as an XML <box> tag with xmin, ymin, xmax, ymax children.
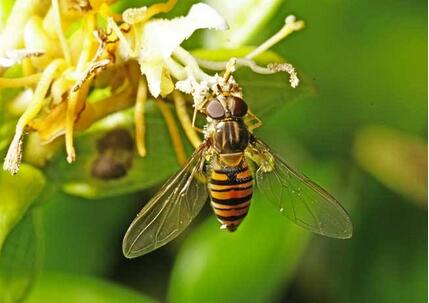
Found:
<box><xmin>114</xmin><ymin>3</ymin><xmax>303</xmax><ymax>108</ymax></box>
<box><xmin>0</xmin><ymin>1</ymin><xmax>304</xmax><ymax>174</ymax></box>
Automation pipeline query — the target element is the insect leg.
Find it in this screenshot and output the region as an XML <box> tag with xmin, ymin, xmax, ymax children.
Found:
<box><xmin>246</xmin><ymin>110</ymin><xmax>263</xmax><ymax>131</ymax></box>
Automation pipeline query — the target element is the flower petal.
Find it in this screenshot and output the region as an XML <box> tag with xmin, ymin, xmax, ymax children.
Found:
<box><xmin>140</xmin><ymin>63</ymin><xmax>163</xmax><ymax>98</ymax></box>
<box><xmin>138</xmin><ymin>3</ymin><xmax>227</xmax><ymax>97</ymax></box>
<box><xmin>140</xmin><ymin>3</ymin><xmax>228</xmax><ymax>61</ymax></box>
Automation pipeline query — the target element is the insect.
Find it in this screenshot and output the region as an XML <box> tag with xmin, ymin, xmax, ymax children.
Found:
<box><xmin>122</xmin><ymin>92</ymin><xmax>353</xmax><ymax>258</ymax></box>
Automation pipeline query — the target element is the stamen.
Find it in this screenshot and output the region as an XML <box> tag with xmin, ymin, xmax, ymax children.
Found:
<box><xmin>245</xmin><ymin>15</ymin><xmax>304</xmax><ymax>60</ymax></box>
<box><xmin>22</xmin><ymin>58</ymin><xmax>35</xmax><ymax>76</ymax></box>
<box><xmin>3</xmin><ymin>130</ymin><xmax>23</xmax><ymax>175</ymax></box>
<box><xmin>173</xmin><ymin>47</ymin><xmax>209</xmax><ymax>80</ymax></box>
<box><xmin>108</xmin><ymin>18</ymin><xmax>135</xmax><ymax>58</ymax></box>
<box><xmin>196</xmin><ymin>57</ymin><xmax>276</xmax><ymax>74</ymax></box>
<box><xmin>52</xmin><ymin>0</ymin><xmax>72</xmax><ymax>65</ymax></box>
<box><xmin>17</xmin><ymin>60</ymin><xmax>63</xmax><ymax>128</ymax></box>
<box><xmin>3</xmin><ymin>59</ymin><xmax>63</xmax><ymax>174</ymax></box>
<box><xmin>156</xmin><ymin>99</ymin><xmax>187</xmax><ymax>166</ymax></box>
<box><xmin>123</xmin><ymin>7</ymin><xmax>148</xmax><ymax>25</ymax></box>
<box><xmin>173</xmin><ymin>91</ymin><xmax>202</xmax><ymax>149</ymax></box>
<box><xmin>76</xmin><ymin>15</ymin><xmax>96</xmax><ymax>70</ymax></box>
<box><xmin>164</xmin><ymin>57</ymin><xmax>187</xmax><ymax>80</ymax></box>
<box><xmin>268</xmin><ymin>62</ymin><xmax>299</xmax><ymax>88</ymax></box>
<box><xmin>72</xmin><ymin>59</ymin><xmax>110</xmax><ymax>92</ymax></box>
<box><xmin>65</xmin><ymin>93</ymin><xmax>78</xmax><ymax>163</ymax></box>
<box><xmin>123</xmin><ymin>0</ymin><xmax>178</xmax><ymax>25</ymax></box>
<box><xmin>32</xmin><ymin>80</ymin><xmax>134</xmax><ymax>143</ymax></box>
<box><xmin>65</xmin><ymin>15</ymin><xmax>96</xmax><ymax>163</ymax></box>
<box><xmin>0</xmin><ymin>74</ymin><xmax>41</xmax><ymax>88</ymax></box>
<box><xmin>0</xmin><ymin>50</ymin><xmax>44</xmax><ymax>68</ymax></box>
<box><xmin>193</xmin><ymin>58</ymin><xmax>226</xmax><ymax>71</ymax></box>
<box><xmin>196</xmin><ymin>55</ymin><xmax>300</xmax><ymax>88</ymax></box>
<box><xmin>65</xmin><ymin>81</ymin><xmax>91</xmax><ymax>163</ymax></box>
<box><xmin>145</xmin><ymin>0</ymin><xmax>178</xmax><ymax>20</ymax></box>
<box><xmin>78</xmin><ymin>81</ymin><xmax>134</xmax><ymax>126</ymax></box>
<box><xmin>135</xmin><ymin>78</ymin><xmax>148</xmax><ymax>157</ymax></box>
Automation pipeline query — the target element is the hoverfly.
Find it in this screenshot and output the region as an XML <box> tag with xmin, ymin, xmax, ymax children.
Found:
<box><xmin>122</xmin><ymin>90</ymin><xmax>353</xmax><ymax>258</ymax></box>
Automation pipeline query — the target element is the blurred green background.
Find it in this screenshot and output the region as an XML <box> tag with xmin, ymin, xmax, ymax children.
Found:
<box><xmin>0</xmin><ymin>0</ymin><xmax>427</xmax><ymax>302</ymax></box>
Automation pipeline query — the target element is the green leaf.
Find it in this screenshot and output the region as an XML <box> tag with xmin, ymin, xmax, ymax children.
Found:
<box><xmin>353</xmin><ymin>125</ymin><xmax>427</xmax><ymax>206</ymax></box>
<box><xmin>0</xmin><ymin>211</ymin><xmax>43</xmax><ymax>303</ymax></box>
<box><xmin>41</xmin><ymin>190</ymin><xmax>141</xmax><ymax>276</ymax></box>
<box><xmin>26</xmin><ymin>272</ymin><xmax>158</xmax><ymax>303</ymax></box>
<box><xmin>168</xmin><ymin>193</ymin><xmax>311</xmax><ymax>303</ymax></box>
<box><xmin>46</xmin><ymin>102</ymin><xmax>185</xmax><ymax>199</ymax></box>
<box><xmin>192</xmin><ymin>48</ymin><xmax>315</xmax><ymax>118</ymax></box>
<box><xmin>320</xmin><ymin>177</ymin><xmax>427</xmax><ymax>303</ymax></box>
<box><xmin>204</xmin><ymin>0</ymin><xmax>283</xmax><ymax>48</ymax></box>
<box><xmin>0</xmin><ymin>164</ymin><xmax>45</xmax><ymax>251</ymax></box>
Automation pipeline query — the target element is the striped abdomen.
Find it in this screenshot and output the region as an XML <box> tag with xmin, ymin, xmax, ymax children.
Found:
<box><xmin>209</xmin><ymin>161</ymin><xmax>253</xmax><ymax>231</ymax></box>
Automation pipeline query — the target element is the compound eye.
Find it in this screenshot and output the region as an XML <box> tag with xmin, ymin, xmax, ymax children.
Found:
<box><xmin>206</xmin><ymin>99</ymin><xmax>225</xmax><ymax>119</ymax></box>
<box><xmin>229</xmin><ymin>97</ymin><xmax>248</xmax><ymax>117</ymax></box>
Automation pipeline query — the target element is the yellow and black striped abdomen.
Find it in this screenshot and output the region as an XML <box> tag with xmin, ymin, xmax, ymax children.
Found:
<box><xmin>209</xmin><ymin>162</ymin><xmax>253</xmax><ymax>231</ymax></box>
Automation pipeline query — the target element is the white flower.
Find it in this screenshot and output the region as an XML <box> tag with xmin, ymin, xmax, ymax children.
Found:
<box><xmin>138</xmin><ymin>3</ymin><xmax>228</xmax><ymax>98</ymax></box>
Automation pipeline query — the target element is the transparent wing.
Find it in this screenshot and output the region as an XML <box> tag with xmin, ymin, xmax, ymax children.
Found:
<box><xmin>122</xmin><ymin>143</ymin><xmax>210</xmax><ymax>258</ymax></box>
<box><xmin>249</xmin><ymin>138</ymin><xmax>353</xmax><ymax>239</ymax></box>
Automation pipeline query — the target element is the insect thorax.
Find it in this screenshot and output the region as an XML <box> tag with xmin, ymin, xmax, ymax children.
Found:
<box><xmin>211</xmin><ymin>119</ymin><xmax>249</xmax><ymax>156</ymax></box>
